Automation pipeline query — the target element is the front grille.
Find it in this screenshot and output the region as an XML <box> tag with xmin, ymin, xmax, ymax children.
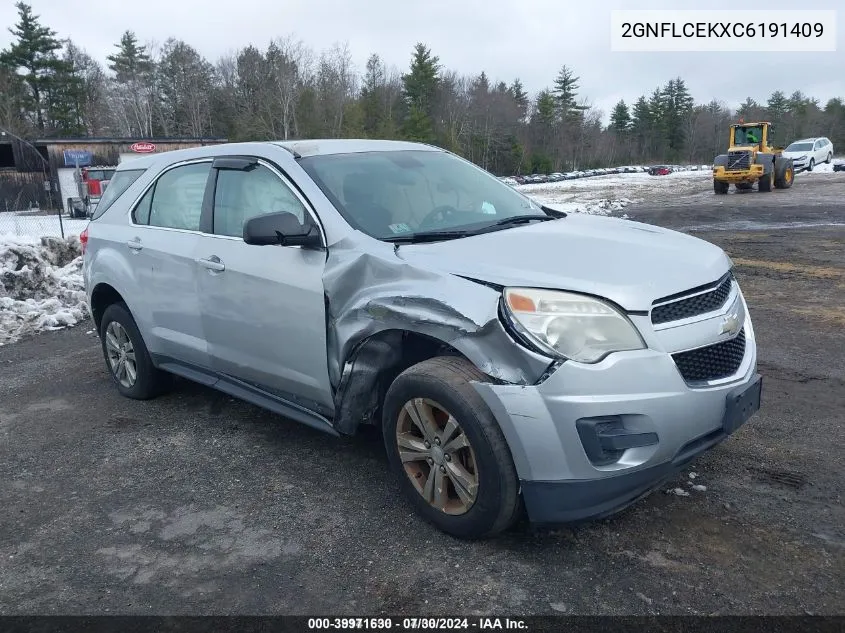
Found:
<box><xmin>672</xmin><ymin>329</ymin><xmax>746</xmax><ymax>383</ymax></box>
<box><xmin>651</xmin><ymin>274</ymin><xmax>733</xmax><ymax>325</ymax></box>
<box><xmin>727</xmin><ymin>151</ymin><xmax>751</xmax><ymax>171</ymax></box>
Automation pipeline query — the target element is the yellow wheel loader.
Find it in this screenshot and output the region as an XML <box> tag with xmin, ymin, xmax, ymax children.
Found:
<box><xmin>712</xmin><ymin>121</ymin><xmax>795</xmax><ymax>194</ymax></box>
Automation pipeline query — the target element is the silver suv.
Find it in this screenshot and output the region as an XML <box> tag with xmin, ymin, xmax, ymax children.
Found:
<box><xmin>82</xmin><ymin>140</ymin><xmax>761</xmax><ymax>539</ymax></box>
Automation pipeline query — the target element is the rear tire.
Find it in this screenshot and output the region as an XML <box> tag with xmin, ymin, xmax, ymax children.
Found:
<box><xmin>382</xmin><ymin>357</ymin><xmax>521</xmax><ymax>539</ymax></box>
<box><xmin>758</xmin><ymin>170</ymin><xmax>773</xmax><ymax>192</ymax></box>
<box><xmin>713</xmin><ymin>180</ymin><xmax>729</xmax><ymax>195</ymax></box>
<box><xmin>99</xmin><ymin>303</ymin><xmax>170</xmax><ymax>400</ymax></box>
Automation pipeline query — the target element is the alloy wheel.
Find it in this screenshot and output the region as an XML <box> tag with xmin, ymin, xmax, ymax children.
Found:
<box><xmin>396</xmin><ymin>398</ymin><xmax>479</xmax><ymax>515</ymax></box>
<box><xmin>105</xmin><ymin>321</ymin><xmax>137</xmax><ymax>388</ymax></box>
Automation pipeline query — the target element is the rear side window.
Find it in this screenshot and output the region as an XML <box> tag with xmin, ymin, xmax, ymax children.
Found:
<box><xmin>133</xmin><ymin>162</ymin><xmax>211</xmax><ymax>231</ymax></box>
<box><xmin>90</xmin><ymin>169</ymin><xmax>145</xmax><ymax>220</ymax></box>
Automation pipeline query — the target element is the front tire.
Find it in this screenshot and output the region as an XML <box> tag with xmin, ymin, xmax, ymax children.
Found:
<box><xmin>808</xmin><ymin>158</ymin><xmax>815</xmax><ymax>172</ymax></box>
<box><xmin>382</xmin><ymin>357</ymin><xmax>521</xmax><ymax>539</ymax></box>
<box><xmin>827</xmin><ymin>153</ymin><xmax>832</xmax><ymax>164</ymax></box>
<box><xmin>99</xmin><ymin>303</ymin><xmax>169</xmax><ymax>400</ymax></box>
<box><xmin>713</xmin><ymin>179</ymin><xmax>729</xmax><ymax>194</ymax></box>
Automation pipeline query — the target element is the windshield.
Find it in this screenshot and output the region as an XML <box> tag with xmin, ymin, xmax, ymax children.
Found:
<box><xmin>299</xmin><ymin>150</ymin><xmax>546</xmax><ymax>240</ymax></box>
<box><xmin>785</xmin><ymin>142</ymin><xmax>813</xmax><ymax>152</ymax></box>
<box><xmin>734</xmin><ymin>126</ymin><xmax>763</xmax><ymax>145</ymax></box>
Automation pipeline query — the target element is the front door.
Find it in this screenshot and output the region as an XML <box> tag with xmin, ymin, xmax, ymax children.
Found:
<box><xmin>195</xmin><ymin>157</ymin><xmax>333</xmax><ymax>412</ymax></box>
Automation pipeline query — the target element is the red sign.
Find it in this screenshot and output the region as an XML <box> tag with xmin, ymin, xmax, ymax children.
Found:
<box><xmin>130</xmin><ymin>142</ymin><xmax>156</xmax><ymax>153</ymax></box>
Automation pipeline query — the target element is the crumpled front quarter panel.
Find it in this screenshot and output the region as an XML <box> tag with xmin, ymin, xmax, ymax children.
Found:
<box><xmin>322</xmin><ymin>238</ymin><xmax>553</xmax><ymax>387</ymax></box>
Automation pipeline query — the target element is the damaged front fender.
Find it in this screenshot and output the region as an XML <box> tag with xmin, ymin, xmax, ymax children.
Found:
<box><xmin>324</xmin><ymin>239</ymin><xmax>554</xmax><ymax>433</ymax></box>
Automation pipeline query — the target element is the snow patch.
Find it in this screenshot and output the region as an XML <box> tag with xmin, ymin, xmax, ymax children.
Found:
<box><xmin>0</xmin><ymin>235</ymin><xmax>88</xmax><ymax>346</ymax></box>
<box><xmin>517</xmin><ymin>170</ymin><xmax>708</xmax><ymax>216</ymax></box>
<box><xmin>666</xmin><ymin>487</ymin><xmax>690</xmax><ymax>497</ymax></box>
<box><xmin>800</xmin><ymin>162</ymin><xmax>835</xmax><ymax>174</ymax></box>
<box><xmin>541</xmin><ymin>197</ymin><xmax>634</xmax><ymax>216</ymax></box>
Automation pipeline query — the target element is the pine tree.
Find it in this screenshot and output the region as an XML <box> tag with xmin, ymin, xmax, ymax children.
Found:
<box><xmin>107</xmin><ymin>30</ymin><xmax>155</xmax><ymax>136</ymax></box>
<box><xmin>106</xmin><ymin>31</ymin><xmax>152</xmax><ymax>83</ymax></box>
<box><xmin>535</xmin><ymin>90</ymin><xmax>557</xmax><ymax>127</ymax></box>
<box><xmin>630</xmin><ymin>95</ymin><xmax>652</xmax><ymax>159</ymax></box>
<box><xmin>360</xmin><ymin>53</ymin><xmax>384</xmax><ymax>136</ymax></box>
<box><xmin>737</xmin><ymin>97</ymin><xmax>760</xmax><ymax>120</ymax></box>
<box><xmin>647</xmin><ymin>88</ymin><xmax>666</xmax><ymax>158</ymax></box>
<box><xmin>787</xmin><ymin>90</ymin><xmax>811</xmax><ymax>116</ymax></box>
<box><xmin>401</xmin><ymin>43</ymin><xmax>439</xmax><ymax>141</ymax></box>
<box><xmin>0</xmin><ymin>2</ymin><xmax>65</xmax><ymax>131</ymax></box>
<box><xmin>508</xmin><ymin>78</ymin><xmax>528</xmax><ymax>120</ymax></box>
<box><xmin>766</xmin><ymin>91</ymin><xmax>787</xmax><ymax>121</ymax></box>
<box><xmin>660</xmin><ymin>78</ymin><xmax>693</xmax><ymax>158</ymax></box>
<box><xmin>610</xmin><ymin>100</ymin><xmax>631</xmax><ymax>133</ymax></box>
<box><xmin>46</xmin><ymin>42</ymin><xmax>86</xmax><ymax>135</ymax></box>
<box><xmin>552</xmin><ymin>65</ymin><xmax>586</xmax><ymax>122</ymax></box>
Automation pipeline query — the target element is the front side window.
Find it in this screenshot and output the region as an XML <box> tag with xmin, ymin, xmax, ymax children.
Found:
<box><xmin>299</xmin><ymin>150</ymin><xmax>544</xmax><ymax>240</ymax></box>
<box><xmin>213</xmin><ymin>163</ymin><xmax>306</xmax><ymax>238</ymax></box>
<box><xmin>137</xmin><ymin>162</ymin><xmax>210</xmax><ymax>231</ymax></box>
<box><xmin>90</xmin><ymin>168</ymin><xmax>145</xmax><ymax>220</ymax></box>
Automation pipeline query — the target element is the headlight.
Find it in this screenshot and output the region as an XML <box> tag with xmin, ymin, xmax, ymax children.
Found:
<box><xmin>503</xmin><ymin>287</ymin><xmax>645</xmax><ymax>363</ymax></box>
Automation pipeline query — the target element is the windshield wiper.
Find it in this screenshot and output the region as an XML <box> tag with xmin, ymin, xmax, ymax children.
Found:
<box><xmin>382</xmin><ymin>229</ymin><xmax>475</xmax><ymax>244</ymax></box>
<box><xmin>490</xmin><ymin>214</ymin><xmax>557</xmax><ymax>227</ymax></box>
<box><xmin>385</xmin><ymin>214</ymin><xmax>558</xmax><ymax>247</ymax></box>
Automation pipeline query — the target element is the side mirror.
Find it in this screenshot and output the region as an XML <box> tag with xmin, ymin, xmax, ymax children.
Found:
<box><xmin>243</xmin><ymin>211</ymin><xmax>321</xmax><ymax>248</ymax></box>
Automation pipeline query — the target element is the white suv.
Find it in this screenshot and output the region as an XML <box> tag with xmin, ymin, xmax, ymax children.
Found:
<box><xmin>82</xmin><ymin>140</ymin><xmax>761</xmax><ymax>538</ymax></box>
<box><xmin>783</xmin><ymin>137</ymin><xmax>834</xmax><ymax>172</ymax></box>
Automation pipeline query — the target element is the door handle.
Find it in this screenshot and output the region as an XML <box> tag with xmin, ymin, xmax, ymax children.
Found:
<box><xmin>196</xmin><ymin>256</ymin><xmax>225</xmax><ymax>272</ymax></box>
<box><xmin>126</xmin><ymin>238</ymin><xmax>143</xmax><ymax>252</ymax></box>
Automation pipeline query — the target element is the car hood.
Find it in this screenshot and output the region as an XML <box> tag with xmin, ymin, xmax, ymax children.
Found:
<box><xmin>782</xmin><ymin>151</ymin><xmax>809</xmax><ymax>158</ymax></box>
<box><xmin>394</xmin><ymin>215</ymin><xmax>731</xmax><ymax>312</ymax></box>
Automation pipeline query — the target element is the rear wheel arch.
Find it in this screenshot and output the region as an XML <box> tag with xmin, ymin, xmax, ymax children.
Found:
<box><xmin>90</xmin><ymin>283</ymin><xmax>127</xmax><ymax>332</ymax></box>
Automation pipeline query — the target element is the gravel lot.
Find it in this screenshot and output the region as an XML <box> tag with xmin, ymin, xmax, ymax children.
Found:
<box><xmin>1</xmin><ymin>172</ymin><xmax>843</xmax><ymax>615</ymax></box>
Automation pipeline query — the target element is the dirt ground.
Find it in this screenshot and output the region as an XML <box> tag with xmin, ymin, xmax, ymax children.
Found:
<box><xmin>0</xmin><ymin>173</ymin><xmax>843</xmax><ymax>615</ymax></box>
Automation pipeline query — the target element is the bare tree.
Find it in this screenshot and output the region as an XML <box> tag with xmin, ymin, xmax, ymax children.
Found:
<box><xmin>267</xmin><ymin>36</ymin><xmax>312</xmax><ymax>140</ymax></box>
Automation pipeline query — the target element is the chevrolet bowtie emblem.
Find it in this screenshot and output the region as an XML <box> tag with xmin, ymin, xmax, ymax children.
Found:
<box><xmin>719</xmin><ymin>312</ymin><xmax>741</xmax><ymax>336</ymax></box>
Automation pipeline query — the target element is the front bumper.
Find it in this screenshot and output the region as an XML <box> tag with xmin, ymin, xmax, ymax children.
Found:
<box><xmin>473</xmin><ymin>295</ymin><xmax>759</xmax><ymax>524</ymax></box>
<box><xmin>712</xmin><ymin>164</ymin><xmax>763</xmax><ymax>183</ymax></box>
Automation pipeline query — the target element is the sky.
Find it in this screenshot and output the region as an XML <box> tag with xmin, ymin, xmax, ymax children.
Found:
<box><xmin>1</xmin><ymin>0</ymin><xmax>843</xmax><ymax>122</ymax></box>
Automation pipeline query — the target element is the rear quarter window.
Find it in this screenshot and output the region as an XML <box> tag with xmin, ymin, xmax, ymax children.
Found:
<box><xmin>91</xmin><ymin>169</ymin><xmax>146</xmax><ymax>220</ymax></box>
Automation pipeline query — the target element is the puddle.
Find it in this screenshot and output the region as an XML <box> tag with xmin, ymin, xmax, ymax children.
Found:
<box><xmin>685</xmin><ymin>220</ymin><xmax>845</xmax><ymax>232</ymax></box>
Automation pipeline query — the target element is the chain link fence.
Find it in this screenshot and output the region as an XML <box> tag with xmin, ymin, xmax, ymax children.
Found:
<box><xmin>0</xmin><ymin>171</ymin><xmax>89</xmax><ymax>239</ymax></box>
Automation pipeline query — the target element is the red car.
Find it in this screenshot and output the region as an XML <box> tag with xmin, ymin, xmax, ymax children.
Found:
<box><xmin>648</xmin><ymin>165</ymin><xmax>672</xmax><ymax>176</ymax></box>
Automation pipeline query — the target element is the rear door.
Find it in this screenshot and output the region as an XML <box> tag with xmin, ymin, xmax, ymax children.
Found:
<box><xmin>814</xmin><ymin>140</ymin><xmax>823</xmax><ymax>163</ymax></box>
<box><xmin>194</xmin><ymin>156</ymin><xmax>333</xmax><ymax>413</ymax></box>
<box><xmin>127</xmin><ymin>159</ymin><xmax>212</xmax><ymax>369</ymax></box>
